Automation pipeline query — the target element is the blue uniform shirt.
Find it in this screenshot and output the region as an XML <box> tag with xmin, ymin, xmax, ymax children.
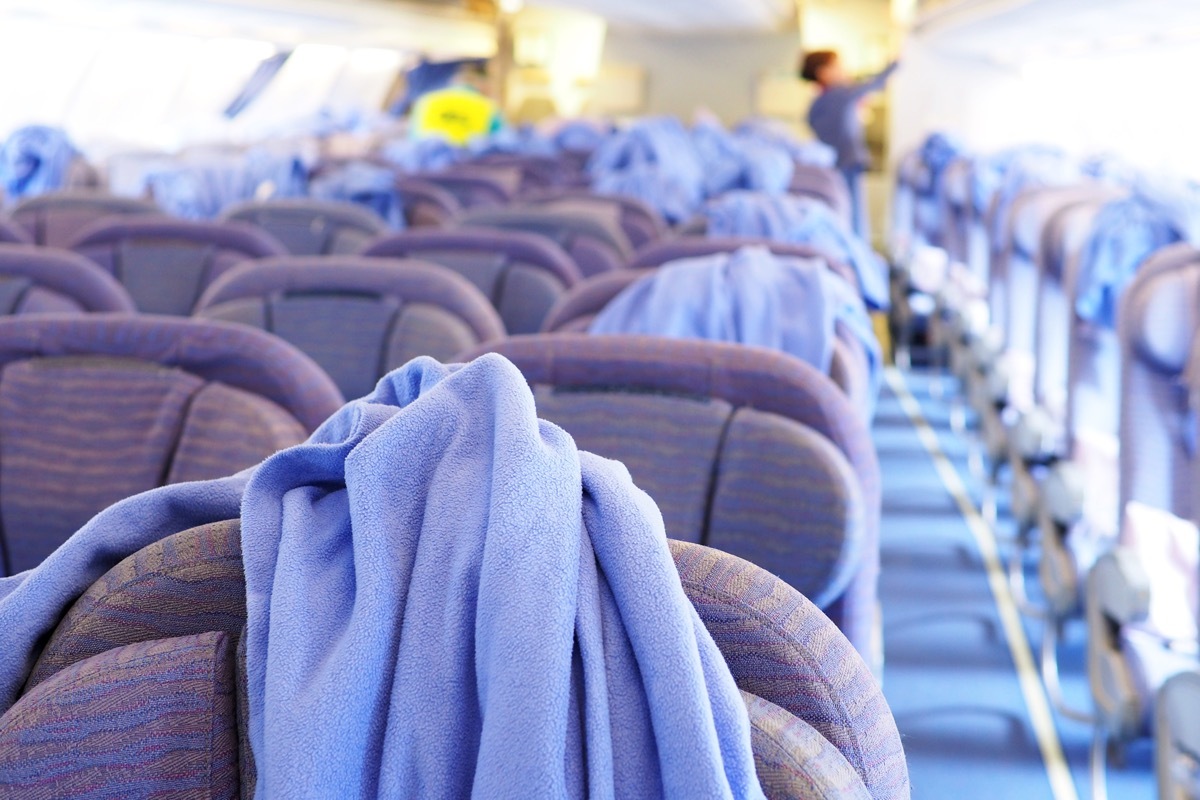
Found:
<box><xmin>807</xmin><ymin>62</ymin><xmax>899</xmax><ymax>170</ymax></box>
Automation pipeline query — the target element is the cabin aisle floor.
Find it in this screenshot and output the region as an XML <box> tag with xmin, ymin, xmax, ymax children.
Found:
<box><xmin>875</xmin><ymin>370</ymin><xmax>1153</xmax><ymax>799</ymax></box>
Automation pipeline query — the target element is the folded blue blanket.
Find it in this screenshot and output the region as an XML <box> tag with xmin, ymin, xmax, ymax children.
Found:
<box><xmin>0</xmin><ymin>126</ymin><xmax>77</xmax><ymax>205</ymax></box>
<box><xmin>589</xmin><ymin>246</ymin><xmax>881</xmax><ymax>416</ymax></box>
<box><xmin>704</xmin><ymin>191</ymin><xmax>889</xmax><ymax>310</ymax></box>
<box><xmin>0</xmin><ymin>355</ymin><xmax>764</xmax><ymax>800</ymax></box>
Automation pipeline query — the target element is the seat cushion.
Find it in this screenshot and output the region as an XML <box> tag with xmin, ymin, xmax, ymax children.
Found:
<box><xmin>0</xmin><ymin>632</ymin><xmax>238</xmax><ymax>800</ymax></box>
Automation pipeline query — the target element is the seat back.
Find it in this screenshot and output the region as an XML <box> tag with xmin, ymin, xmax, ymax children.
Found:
<box><xmin>68</xmin><ymin>216</ymin><xmax>287</xmax><ymax>315</ymax></box>
<box><xmin>196</xmin><ymin>257</ymin><xmax>505</xmax><ymax>399</ymax></box>
<box><xmin>0</xmin><ymin>520</ymin><xmax>907</xmax><ymax>800</ymax></box>
<box><xmin>629</xmin><ymin>237</ymin><xmax>860</xmax><ymax>293</ymax></box>
<box><xmin>0</xmin><ymin>315</ymin><xmax>342</xmax><ymax>573</ymax></box>
<box><xmin>1117</xmin><ymin>244</ymin><xmax>1200</xmax><ymax>527</ymax></box>
<box><xmin>0</xmin><ymin>245</ymin><xmax>136</xmax><ymax>315</ymax></box>
<box><xmin>789</xmin><ymin>164</ymin><xmax>852</xmax><ymax>227</ymax></box>
<box><xmin>461</xmin><ymin>202</ymin><xmax>633</xmax><ymax>277</ymax></box>
<box><xmin>523</xmin><ymin>188</ymin><xmax>666</xmax><ymax>249</ymax></box>
<box><xmin>362</xmin><ymin>228</ymin><xmax>581</xmax><ymax>335</ymax></box>
<box><xmin>539</xmin><ymin>267</ymin><xmax>872</xmax><ymax>414</ymax></box>
<box><xmin>394</xmin><ymin>176</ymin><xmax>462</xmax><ymax>228</ymax></box>
<box><xmin>937</xmin><ymin>157</ymin><xmax>974</xmax><ymax>263</ymax></box>
<box><xmin>0</xmin><ymin>217</ymin><xmax>30</xmax><ymax>245</ymax></box>
<box><xmin>461</xmin><ymin>334</ymin><xmax>881</xmax><ymax>661</ymax></box>
<box><xmin>221</xmin><ymin>199</ymin><xmax>389</xmax><ymax>256</ymax></box>
<box><xmin>416</xmin><ymin>165</ymin><xmax>519</xmax><ymax>209</ymax></box>
<box><xmin>10</xmin><ymin>192</ymin><xmax>161</xmax><ymax>248</ymax></box>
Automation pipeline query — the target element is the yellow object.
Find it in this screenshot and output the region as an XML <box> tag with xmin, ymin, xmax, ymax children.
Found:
<box><xmin>411</xmin><ymin>87</ymin><xmax>499</xmax><ymax>145</ymax></box>
<box><xmin>871</xmin><ymin>311</ymin><xmax>893</xmax><ymax>365</ymax></box>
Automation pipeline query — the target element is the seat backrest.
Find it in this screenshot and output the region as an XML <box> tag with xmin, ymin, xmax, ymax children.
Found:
<box><xmin>0</xmin><ymin>245</ymin><xmax>136</xmax><ymax>315</ymax></box>
<box><xmin>461</xmin><ymin>202</ymin><xmax>633</xmax><ymax>277</ymax></box>
<box><xmin>394</xmin><ymin>176</ymin><xmax>462</xmax><ymax>228</ymax></box>
<box><xmin>460</xmin><ymin>334</ymin><xmax>881</xmax><ymax>660</ymax></box>
<box><xmin>221</xmin><ymin>199</ymin><xmax>389</xmax><ymax>256</ymax></box>
<box><xmin>10</xmin><ymin>192</ymin><xmax>161</xmax><ymax>248</ymax></box>
<box><xmin>789</xmin><ymin>165</ymin><xmax>852</xmax><ymax>227</ymax></box>
<box><xmin>196</xmin><ymin>256</ymin><xmax>505</xmax><ymax>400</ymax></box>
<box><xmin>362</xmin><ymin>228</ymin><xmax>582</xmax><ymax>335</ymax></box>
<box><xmin>0</xmin><ymin>315</ymin><xmax>343</xmax><ymax>574</ymax></box>
<box><xmin>0</xmin><ymin>217</ymin><xmax>30</xmax><ymax>245</ymax></box>
<box><xmin>1117</xmin><ymin>244</ymin><xmax>1200</xmax><ymax>527</ymax></box>
<box><xmin>539</xmin><ymin>267</ymin><xmax>871</xmax><ymax>412</ymax></box>
<box><xmin>416</xmin><ymin>165</ymin><xmax>519</xmax><ymax>209</ymax></box>
<box><xmin>522</xmin><ymin>188</ymin><xmax>667</xmax><ymax>249</ymax></box>
<box><xmin>3</xmin><ymin>520</ymin><xmax>907</xmax><ymax>800</ymax></box>
<box><xmin>628</xmin><ymin>237</ymin><xmax>860</xmax><ymax>293</ymax></box>
<box><xmin>68</xmin><ymin>216</ymin><xmax>287</xmax><ymax>315</ymax></box>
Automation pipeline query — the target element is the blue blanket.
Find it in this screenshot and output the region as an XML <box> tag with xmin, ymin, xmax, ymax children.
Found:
<box><xmin>0</xmin><ymin>126</ymin><xmax>77</xmax><ymax>206</ymax></box>
<box><xmin>734</xmin><ymin>119</ymin><xmax>836</xmax><ymax>168</ymax></box>
<box><xmin>704</xmin><ymin>191</ymin><xmax>889</xmax><ymax>310</ymax></box>
<box><xmin>588</xmin><ymin>118</ymin><xmax>706</xmax><ymax>223</ymax></box>
<box><xmin>589</xmin><ymin>246</ymin><xmax>881</xmax><ymax>417</ymax></box>
<box><xmin>310</xmin><ymin>161</ymin><xmax>406</xmax><ymax>228</ymax></box>
<box><xmin>1075</xmin><ymin>176</ymin><xmax>1200</xmax><ymax>328</ymax></box>
<box><xmin>0</xmin><ymin>355</ymin><xmax>763</xmax><ymax>800</ymax></box>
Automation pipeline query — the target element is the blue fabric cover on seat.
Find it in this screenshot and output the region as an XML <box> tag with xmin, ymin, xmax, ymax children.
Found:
<box><xmin>589</xmin><ymin>246</ymin><xmax>881</xmax><ymax>415</ymax></box>
<box><xmin>703</xmin><ymin>191</ymin><xmax>889</xmax><ymax>310</ymax></box>
<box><xmin>0</xmin><ymin>355</ymin><xmax>766</xmax><ymax>799</ymax></box>
<box><xmin>0</xmin><ymin>127</ymin><xmax>78</xmax><ymax>207</ymax></box>
<box><xmin>309</xmin><ymin>162</ymin><xmax>407</xmax><ymax>229</ymax></box>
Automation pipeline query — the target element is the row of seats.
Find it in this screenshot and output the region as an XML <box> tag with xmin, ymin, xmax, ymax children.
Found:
<box><xmin>893</xmin><ymin>134</ymin><xmax>1200</xmax><ymax>798</ymax></box>
<box><xmin>0</xmin><ymin>125</ymin><xmax>906</xmax><ymax>797</ymax></box>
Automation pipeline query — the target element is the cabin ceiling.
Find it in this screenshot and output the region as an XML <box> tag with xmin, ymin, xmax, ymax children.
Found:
<box><xmin>526</xmin><ymin>0</ymin><xmax>797</xmax><ymax>33</ymax></box>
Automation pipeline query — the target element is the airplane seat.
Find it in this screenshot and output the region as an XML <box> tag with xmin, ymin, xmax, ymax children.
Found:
<box><xmin>628</xmin><ymin>237</ymin><xmax>861</xmax><ymax>291</ymax></box>
<box><xmin>67</xmin><ymin>216</ymin><xmax>288</xmax><ymax>316</ymax></box>
<box><xmin>194</xmin><ymin>256</ymin><xmax>505</xmax><ymax>400</ymax></box>
<box><xmin>540</xmin><ymin>252</ymin><xmax>877</xmax><ymax>419</ymax></box>
<box><xmin>0</xmin><ymin>517</ymin><xmax>908</xmax><ymax>799</ymax></box>
<box><xmin>415</xmin><ymin>164</ymin><xmax>520</xmax><ymax>210</ymax></box>
<box><xmin>393</xmin><ymin>176</ymin><xmax>462</xmax><ymax>228</ymax></box>
<box><xmin>520</xmin><ymin>187</ymin><xmax>667</xmax><ymax>250</ymax></box>
<box><xmin>0</xmin><ymin>314</ymin><xmax>342</xmax><ymax>575</ymax></box>
<box><xmin>220</xmin><ymin>199</ymin><xmax>390</xmax><ymax>256</ymax></box>
<box><xmin>1085</xmin><ymin>246</ymin><xmax>1200</xmax><ymax>778</ymax></box>
<box><xmin>0</xmin><ymin>217</ymin><xmax>31</xmax><ymax>246</ymax></box>
<box><xmin>788</xmin><ymin>164</ymin><xmax>852</xmax><ymax>228</ymax></box>
<box><xmin>459</xmin><ymin>200</ymin><xmax>634</xmax><ymax>277</ymax></box>
<box><xmin>10</xmin><ymin>192</ymin><xmax>162</xmax><ymax>248</ymax></box>
<box><xmin>460</xmin><ymin>334</ymin><xmax>884</xmax><ymax>672</ymax></box>
<box><xmin>473</xmin><ymin>153</ymin><xmax>563</xmax><ymax>194</ymax></box>
<box><xmin>0</xmin><ymin>245</ymin><xmax>136</xmax><ymax>316</ymax></box>
<box><xmin>360</xmin><ymin>228</ymin><xmax>582</xmax><ymax>335</ymax></box>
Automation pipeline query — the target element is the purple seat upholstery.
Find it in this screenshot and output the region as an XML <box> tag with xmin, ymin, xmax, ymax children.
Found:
<box><xmin>0</xmin><ymin>245</ymin><xmax>136</xmax><ymax>315</ymax></box>
<box><xmin>523</xmin><ymin>188</ymin><xmax>667</xmax><ymax>249</ymax></box>
<box><xmin>0</xmin><ymin>519</ymin><xmax>907</xmax><ymax>799</ymax></box>
<box><xmin>394</xmin><ymin>176</ymin><xmax>462</xmax><ymax>228</ymax></box>
<box><xmin>0</xmin><ymin>315</ymin><xmax>342</xmax><ymax>574</ymax></box>
<box><xmin>789</xmin><ymin>165</ymin><xmax>852</xmax><ymax>227</ymax></box>
<box><xmin>195</xmin><ymin>256</ymin><xmax>505</xmax><ymax>399</ymax></box>
<box><xmin>0</xmin><ymin>217</ymin><xmax>31</xmax><ymax>245</ymax></box>
<box><xmin>220</xmin><ymin>198</ymin><xmax>390</xmax><ymax>256</ymax></box>
<box><xmin>416</xmin><ymin>165</ymin><xmax>519</xmax><ymax>209</ymax></box>
<box><xmin>629</xmin><ymin>237</ymin><xmax>860</xmax><ymax>291</ymax></box>
<box><xmin>460</xmin><ymin>334</ymin><xmax>882</xmax><ymax>665</ymax></box>
<box><xmin>461</xmin><ymin>202</ymin><xmax>634</xmax><ymax>277</ymax></box>
<box><xmin>539</xmin><ymin>268</ymin><xmax>872</xmax><ymax>413</ymax></box>
<box><xmin>361</xmin><ymin>228</ymin><xmax>582</xmax><ymax>335</ymax></box>
<box><xmin>10</xmin><ymin>192</ymin><xmax>161</xmax><ymax>248</ymax></box>
<box><xmin>68</xmin><ymin>216</ymin><xmax>287</xmax><ymax>316</ymax></box>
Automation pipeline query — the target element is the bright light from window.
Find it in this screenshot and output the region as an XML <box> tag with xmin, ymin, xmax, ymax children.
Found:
<box><xmin>499</xmin><ymin>0</ymin><xmax>525</xmax><ymax>15</ymax></box>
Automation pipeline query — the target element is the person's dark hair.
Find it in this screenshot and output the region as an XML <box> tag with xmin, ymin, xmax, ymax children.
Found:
<box><xmin>800</xmin><ymin>50</ymin><xmax>838</xmax><ymax>83</ymax></box>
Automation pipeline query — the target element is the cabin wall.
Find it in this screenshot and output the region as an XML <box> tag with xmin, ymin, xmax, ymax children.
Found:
<box><xmin>598</xmin><ymin>29</ymin><xmax>802</xmax><ymax>123</ymax></box>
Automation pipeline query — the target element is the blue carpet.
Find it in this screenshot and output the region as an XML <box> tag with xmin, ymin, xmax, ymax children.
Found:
<box><xmin>876</xmin><ymin>370</ymin><xmax>1153</xmax><ymax>798</ymax></box>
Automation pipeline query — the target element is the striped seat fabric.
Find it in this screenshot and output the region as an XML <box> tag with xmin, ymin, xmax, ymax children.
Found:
<box><xmin>195</xmin><ymin>256</ymin><xmax>505</xmax><ymax>400</ymax></box>
<box><xmin>0</xmin><ymin>522</ymin><xmax>907</xmax><ymax>799</ymax></box>
<box><xmin>0</xmin><ymin>245</ymin><xmax>135</xmax><ymax>315</ymax></box>
<box><xmin>10</xmin><ymin>191</ymin><xmax>161</xmax><ymax>247</ymax></box>
<box><xmin>0</xmin><ymin>315</ymin><xmax>342</xmax><ymax>575</ymax></box>
<box><xmin>362</xmin><ymin>228</ymin><xmax>582</xmax><ymax>335</ymax></box>
<box><xmin>221</xmin><ymin>198</ymin><xmax>390</xmax><ymax>256</ymax></box>
<box><xmin>460</xmin><ymin>201</ymin><xmax>633</xmax><ymax>277</ymax></box>
<box><xmin>0</xmin><ymin>217</ymin><xmax>30</xmax><ymax>245</ymax></box>
<box><xmin>522</xmin><ymin>188</ymin><xmax>667</xmax><ymax>249</ymax></box>
<box><xmin>68</xmin><ymin>216</ymin><xmax>287</xmax><ymax>315</ymax></box>
<box><xmin>462</xmin><ymin>334</ymin><xmax>882</xmax><ymax>665</ymax></box>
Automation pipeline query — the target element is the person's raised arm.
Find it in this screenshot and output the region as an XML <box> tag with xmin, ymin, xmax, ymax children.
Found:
<box><xmin>850</xmin><ymin>60</ymin><xmax>900</xmax><ymax>99</ymax></box>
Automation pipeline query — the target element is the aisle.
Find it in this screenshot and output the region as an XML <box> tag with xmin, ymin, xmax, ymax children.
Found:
<box><xmin>874</xmin><ymin>370</ymin><xmax>1154</xmax><ymax>798</ymax></box>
